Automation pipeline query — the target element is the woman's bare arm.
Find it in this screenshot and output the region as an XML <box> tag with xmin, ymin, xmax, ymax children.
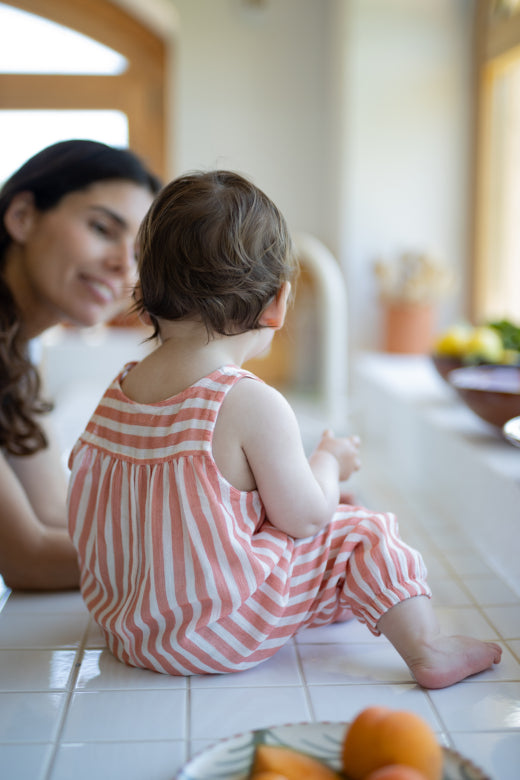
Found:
<box><xmin>0</xmin><ymin>437</ymin><xmax>79</xmax><ymax>590</ymax></box>
<box><xmin>7</xmin><ymin>417</ymin><xmax>69</xmax><ymax>528</ymax></box>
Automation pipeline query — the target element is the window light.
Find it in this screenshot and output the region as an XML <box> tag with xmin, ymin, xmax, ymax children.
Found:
<box><xmin>0</xmin><ymin>3</ymin><xmax>128</xmax><ymax>75</ymax></box>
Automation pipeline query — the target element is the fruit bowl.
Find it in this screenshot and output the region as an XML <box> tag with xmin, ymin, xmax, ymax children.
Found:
<box><xmin>431</xmin><ymin>321</ymin><xmax>520</xmax><ymax>384</ymax></box>
<box><xmin>178</xmin><ymin>722</ymin><xmax>490</xmax><ymax>779</ymax></box>
<box><xmin>448</xmin><ymin>365</ymin><xmax>520</xmax><ymax>429</ymax></box>
<box><xmin>431</xmin><ymin>355</ymin><xmax>464</xmax><ymax>382</ymax></box>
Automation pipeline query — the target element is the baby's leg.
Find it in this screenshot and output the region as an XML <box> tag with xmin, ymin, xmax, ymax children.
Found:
<box><xmin>377</xmin><ymin>595</ymin><xmax>502</xmax><ymax>689</ymax></box>
<box><xmin>331</xmin><ymin>506</ymin><xmax>501</xmax><ymax>688</ymax></box>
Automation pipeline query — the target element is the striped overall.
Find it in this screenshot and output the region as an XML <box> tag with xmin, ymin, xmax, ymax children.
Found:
<box><xmin>68</xmin><ymin>365</ymin><xmax>430</xmax><ymax>675</ymax></box>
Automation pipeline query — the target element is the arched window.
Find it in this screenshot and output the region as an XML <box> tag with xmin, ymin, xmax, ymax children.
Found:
<box><xmin>0</xmin><ymin>0</ymin><xmax>166</xmax><ymax>181</ymax></box>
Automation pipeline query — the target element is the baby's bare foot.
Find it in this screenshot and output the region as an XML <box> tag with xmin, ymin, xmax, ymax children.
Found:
<box><xmin>378</xmin><ymin>596</ymin><xmax>503</xmax><ymax>689</ymax></box>
<box><xmin>407</xmin><ymin>635</ymin><xmax>502</xmax><ymax>689</ymax></box>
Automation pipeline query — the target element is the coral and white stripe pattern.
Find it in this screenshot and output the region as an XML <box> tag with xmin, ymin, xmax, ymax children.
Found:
<box><xmin>68</xmin><ymin>364</ymin><xmax>431</xmax><ymax>675</ymax></box>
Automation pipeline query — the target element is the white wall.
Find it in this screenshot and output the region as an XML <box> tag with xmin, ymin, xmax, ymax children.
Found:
<box><xmin>119</xmin><ymin>0</ymin><xmax>473</xmax><ymax>355</ymax></box>
<box><xmin>170</xmin><ymin>0</ymin><xmax>336</xmax><ymax>247</ymax></box>
<box><xmin>340</xmin><ymin>0</ymin><xmax>473</xmax><ymax>351</ymax></box>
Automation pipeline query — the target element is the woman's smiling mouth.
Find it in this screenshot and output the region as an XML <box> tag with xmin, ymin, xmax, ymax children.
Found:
<box><xmin>82</xmin><ymin>276</ymin><xmax>117</xmax><ymax>304</ymax></box>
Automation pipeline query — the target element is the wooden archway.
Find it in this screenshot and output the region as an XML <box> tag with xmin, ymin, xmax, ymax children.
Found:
<box><xmin>0</xmin><ymin>0</ymin><xmax>166</xmax><ymax>178</ymax></box>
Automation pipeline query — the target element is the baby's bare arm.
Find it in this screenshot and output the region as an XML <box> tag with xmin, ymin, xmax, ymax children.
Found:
<box><xmin>311</xmin><ymin>430</ymin><xmax>361</xmax><ymax>483</ymax></box>
<box><xmin>233</xmin><ymin>381</ymin><xmax>359</xmax><ymax>538</ymax></box>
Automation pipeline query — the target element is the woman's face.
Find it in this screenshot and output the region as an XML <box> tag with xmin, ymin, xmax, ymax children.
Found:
<box><xmin>5</xmin><ymin>180</ymin><xmax>154</xmax><ymax>334</ymax></box>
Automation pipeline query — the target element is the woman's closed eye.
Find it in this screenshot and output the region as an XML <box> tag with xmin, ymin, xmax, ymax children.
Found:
<box><xmin>87</xmin><ymin>205</ymin><xmax>128</xmax><ymax>243</ymax></box>
<box><xmin>90</xmin><ymin>219</ymin><xmax>117</xmax><ymax>239</ymax></box>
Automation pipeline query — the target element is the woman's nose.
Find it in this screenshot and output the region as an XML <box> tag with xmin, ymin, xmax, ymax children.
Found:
<box><xmin>106</xmin><ymin>240</ymin><xmax>138</xmax><ymax>279</ymax></box>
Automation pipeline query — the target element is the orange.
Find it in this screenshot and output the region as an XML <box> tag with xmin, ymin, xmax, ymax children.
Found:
<box><xmin>341</xmin><ymin>707</ymin><xmax>443</xmax><ymax>780</ymax></box>
<box><xmin>251</xmin><ymin>773</ymin><xmax>290</xmax><ymax>780</ymax></box>
<box><xmin>252</xmin><ymin>744</ymin><xmax>341</xmax><ymax>780</ymax></box>
<box><xmin>366</xmin><ymin>766</ymin><xmax>429</xmax><ymax>780</ymax></box>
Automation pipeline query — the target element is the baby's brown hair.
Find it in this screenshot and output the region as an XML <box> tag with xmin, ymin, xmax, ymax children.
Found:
<box><xmin>135</xmin><ymin>170</ymin><xmax>297</xmax><ymax>338</ymax></box>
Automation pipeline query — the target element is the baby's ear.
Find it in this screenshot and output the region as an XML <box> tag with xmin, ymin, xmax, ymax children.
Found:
<box><xmin>139</xmin><ymin>311</ymin><xmax>153</xmax><ymax>327</ymax></box>
<box><xmin>3</xmin><ymin>192</ymin><xmax>37</xmax><ymax>243</ymax></box>
<box><xmin>259</xmin><ymin>281</ymin><xmax>291</xmax><ymax>329</ymax></box>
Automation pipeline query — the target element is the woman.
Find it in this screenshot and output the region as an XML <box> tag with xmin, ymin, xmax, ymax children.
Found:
<box><xmin>0</xmin><ymin>139</ymin><xmax>161</xmax><ymax>590</ymax></box>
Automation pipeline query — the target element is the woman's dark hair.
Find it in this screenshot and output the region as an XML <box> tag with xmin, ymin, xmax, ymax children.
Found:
<box><xmin>0</xmin><ymin>139</ymin><xmax>161</xmax><ymax>456</ymax></box>
<box><xmin>135</xmin><ymin>170</ymin><xmax>297</xmax><ymax>340</ymax></box>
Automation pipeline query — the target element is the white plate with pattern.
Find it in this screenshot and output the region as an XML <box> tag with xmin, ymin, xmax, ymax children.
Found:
<box><xmin>177</xmin><ymin>721</ymin><xmax>490</xmax><ymax>780</ymax></box>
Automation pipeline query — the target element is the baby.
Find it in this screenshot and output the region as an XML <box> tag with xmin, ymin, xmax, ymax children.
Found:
<box><xmin>68</xmin><ymin>170</ymin><xmax>501</xmax><ymax>687</ymax></box>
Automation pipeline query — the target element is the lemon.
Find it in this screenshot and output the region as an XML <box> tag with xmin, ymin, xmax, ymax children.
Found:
<box><xmin>433</xmin><ymin>324</ymin><xmax>472</xmax><ymax>357</ymax></box>
<box><xmin>465</xmin><ymin>326</ymin><xmax>504</xmax><ymax>363</ymax></box>
<box><xmin>502</xmin><ymin>348</ymin><xmax>520</xmax><ymax>365</ymax></box>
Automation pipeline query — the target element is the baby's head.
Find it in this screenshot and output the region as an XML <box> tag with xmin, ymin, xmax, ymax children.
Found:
<box><xmin>135</xmin><ymin>170</ymin><xmax>297</xmax><ymax>338</ymax></box>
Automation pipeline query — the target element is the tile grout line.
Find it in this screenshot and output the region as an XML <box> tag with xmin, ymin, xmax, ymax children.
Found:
<box><xmin>425</xmin><ymin>689</ymin><xmax>456</xmax><ymax>750</ymax></box>
<box><xmin>185</xmin><ymin>675</ymin><xmax>192</xmax><ymax>763</ymax></box>
<box><xmin>293</xmin><ymin>638</ymin><xmax>316</xmax><ymax>722</ymax></box>
<box><xmin>42</xmin><ymin>618</ymin><xmax>90</xmax><ymax>780</ymax></box>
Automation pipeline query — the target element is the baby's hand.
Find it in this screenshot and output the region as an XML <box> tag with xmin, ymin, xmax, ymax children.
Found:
<box><xmin>316</xmin><ymin>429</ymin><xmax>361</xmax><ymax>482</ymax></box>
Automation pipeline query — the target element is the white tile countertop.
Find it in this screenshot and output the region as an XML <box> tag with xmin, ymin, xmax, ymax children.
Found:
<box><xmin>351</xmin><ymin>352</ymin><xmax>520</xmax><ymax>594</ymax></box>
<box><xmin>0</xmin><ymin>350</ymin><xmax>519</xmax><ymax>779</ymax></box>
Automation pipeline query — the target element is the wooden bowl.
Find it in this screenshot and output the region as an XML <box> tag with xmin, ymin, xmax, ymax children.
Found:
<box><xmin>448</xmin><ymin>365</ymin><xmax>520</xmax><ymax>429</ymax></box>
<box><xmin>431</xmin><ymin>355</ymin><xmax>464</xmax><ymax>382</ymax></box>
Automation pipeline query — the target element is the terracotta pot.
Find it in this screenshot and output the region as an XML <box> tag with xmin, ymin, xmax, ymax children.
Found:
<box><xmin>382</xmin><ymin>301</ymin><xmax>436</xmax><ymax>354</ymax></box>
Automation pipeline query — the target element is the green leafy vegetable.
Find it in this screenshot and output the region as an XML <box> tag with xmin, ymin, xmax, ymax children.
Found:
<box><xmin>489</xmin><ymin>319</ymin><xmax>520</xmax><ymax>351</ymax></box>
